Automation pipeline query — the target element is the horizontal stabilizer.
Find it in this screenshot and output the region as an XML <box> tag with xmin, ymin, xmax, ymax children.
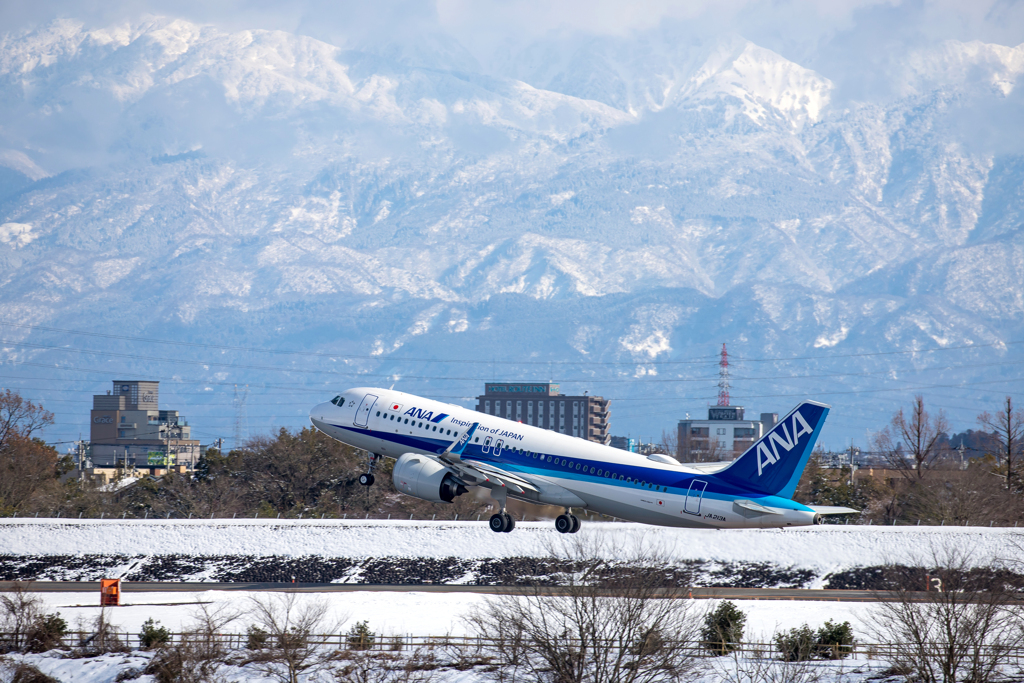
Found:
<box><xmin>734</xmin><ymin>499</ymin><xmax>782</xmax><ymax>515</ymax></box>
<box><xmin>808</xmin><ymin>505</ymin><xmax>859</xmax><ymax>515</ymax></box>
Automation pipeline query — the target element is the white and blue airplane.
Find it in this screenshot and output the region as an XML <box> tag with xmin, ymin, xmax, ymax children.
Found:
<box><xmin>309</xmin><ymin>388</ymin><xmax>855</xmax><ymax>533</ymax></box>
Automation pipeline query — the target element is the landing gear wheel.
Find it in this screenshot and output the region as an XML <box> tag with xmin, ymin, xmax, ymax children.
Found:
<box><xmin>555</xmin><ymin>514</ymin><xmax>574</xmax><ymax>534</ymax></box>
<box><xmin>569</xmin><ymin>515</ymin><xmax>581</xmax><ymax>534</ymax></box>
<box><xmin>502</xmin><ymin>513</ymin><xmax>515</xmax><ymax>533</ymax></box>
<box><xmin>489</xmin><ymin>513</ymin><xmax>508</xmax><ymax>533</ymax></box>
<box><xmin>359</xmin><ymin>473</ymin><xmax>375</xmax><ymax>487</ymax></box>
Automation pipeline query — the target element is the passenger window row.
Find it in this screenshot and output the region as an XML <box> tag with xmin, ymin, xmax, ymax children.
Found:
<box><xmin>489</xmin><ymin>443</ymin><xmax>671</xmax><ymax>494</ymax></box>
<box><xmin>375</xmin><ymin>411</ymin><xmax>457</xmax><ymax>438</ymax></box>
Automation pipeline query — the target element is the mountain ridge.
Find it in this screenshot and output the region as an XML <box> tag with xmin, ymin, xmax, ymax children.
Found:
<box><xmin>0</xmin><ymin>17</ymin><xmax>1020</xmax><ymax>446</ymax></box>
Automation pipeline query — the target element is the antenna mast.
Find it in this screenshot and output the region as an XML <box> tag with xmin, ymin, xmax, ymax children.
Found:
<box><xmin>717</xmin><ymin>343</ymin><xmax>730</xmax><ymax>407</ymax></box>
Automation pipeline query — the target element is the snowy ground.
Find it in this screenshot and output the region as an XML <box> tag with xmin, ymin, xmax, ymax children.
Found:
<box><xmin>3</xmin><ymin>649</ymin><xmax>892</xmax><ymax>683</ymax></box>
<box><xmin>28</xmin><ymin>590</ymin><xmax>876</xmax><ymax>640</ymax></box>
<box><xmin>2</xmin><ymin>519</ymin><xmax>1017</xmax><ymax>681</ymax></box>
<box><xmin>5</xmin><ymin>589</ymin><xmax>891</xmax><ymax>683</ymax></box>
<box><xmin>2</xmin><ymin>519</ymin><xmax>1020</xmax><ymax>577</ymax></box>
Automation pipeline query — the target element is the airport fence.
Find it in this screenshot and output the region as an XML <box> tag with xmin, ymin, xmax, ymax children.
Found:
<box><xmin>3</xmin><ymin>631</ymin><xmax>1024</xmax><ymax>665</ymax></box>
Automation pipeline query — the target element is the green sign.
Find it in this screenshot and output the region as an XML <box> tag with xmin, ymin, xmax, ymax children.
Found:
<box><xmin>147</xmin><ymin>452</ymin><xmax>176</xmax><ymax>466</ymax></box>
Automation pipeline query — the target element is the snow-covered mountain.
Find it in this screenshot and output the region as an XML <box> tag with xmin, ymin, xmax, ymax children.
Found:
<box><xmin>0</xmin><ymin>18</ymin><xmax>1021</xmax><ymax>446</ymax></box>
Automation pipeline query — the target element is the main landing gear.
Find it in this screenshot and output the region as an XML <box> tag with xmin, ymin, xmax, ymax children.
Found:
<box><xmin>487</xmin><ymin>484</ymin><xmax>515</xmax><ymax>533</ymax></box>
<box><xmin>489</xmin><ymin>511</ymin><xmax>516</xmax><ymax>533</ymax></box>
<box><xmin>555</xmin><ymin>510</ymin><xmax>581</xmax><ymax>534</ymax></box>
<box><xmin>359</xmin><ymin>453</ymin><xmax>382</xmax><ymax>487</ymax></box>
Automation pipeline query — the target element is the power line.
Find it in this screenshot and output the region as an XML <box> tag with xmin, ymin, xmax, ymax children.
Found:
<box><xmin>731</xmin><ymin>340</ymin><xmax>1021</xmax><ymax>363</ymax></box>
<box><xmin>0</xmin><ymin>321</ymin><xmax>721</xmax><ymax>366</ymax></box>
<box><xmin>1</xmin><ymin>339</ymin><xmax>726</xmax><ymax>382</ymax></box>
<box><xmin>6</xmin><ymin>339</ymin><xmax>1024</xmax><ymax>387</ymax></box>
<box><xmin>6</xmin><ymin>320</ymin><xmax>1016</xmax><ymax>366</ymax></box>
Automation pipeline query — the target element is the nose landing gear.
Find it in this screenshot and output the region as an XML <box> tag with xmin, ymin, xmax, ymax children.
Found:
<box><xmin>555</xmin><ymin>509</ymin><xmax>581</xmax><ymax>534</ymax></box>
<box><xmin>359</xmin><ymin>453</ymin><xmax>381</xmax><ymax>487</ymax></box>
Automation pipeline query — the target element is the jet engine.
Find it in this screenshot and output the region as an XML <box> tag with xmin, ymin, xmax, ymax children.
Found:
<box><xmin>392</xmin><ymin>453</ymin><xmax>468</xmax><ymax>504</ymax></box>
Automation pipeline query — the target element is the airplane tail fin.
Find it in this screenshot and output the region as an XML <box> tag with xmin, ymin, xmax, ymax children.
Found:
<box><xmin>716</xmin><ymin>401</ymin><xmax>830</xmax><ymax>499</ymax></box>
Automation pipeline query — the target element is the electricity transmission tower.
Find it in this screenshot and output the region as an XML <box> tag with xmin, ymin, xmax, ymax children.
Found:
<box><xmin>233</xmin><ymin>384</ymin><xmax>249</xmax><ymax>450</ymax></box>
<box><xmin>717</xmin><ymin>343</ymin><xmax>730</xmax><ymax>407</ymax></box>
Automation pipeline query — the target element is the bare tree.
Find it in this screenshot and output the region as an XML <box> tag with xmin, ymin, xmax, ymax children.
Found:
<box><xmin>900</xmin><ymin>463</ymin><xmax>1023</xmax><ymax>526</ymax></box>
<box><xmin>869</xmin><ymin>543</ymin><xmax>1024</xmax><ymax>683</ymax></box>
<box><xmin>467</xmin><ymin>534</ymin><xmax>705</xmax><ymax>683</ymax></box>
<box><xmin>0</xmin><ymin>390</ymin><xmax>58</xmax><ymax>515</ymax></box>
<box><xmin>656</xmin><ymin>429</ymin><xmax>678</xmax><ymax>459</ymax></box>
<box><xmin>0</xmin><ymin>389</ymin><xmax>54</xmax><ymax>449</ymax></box>
<box><xmin>873</xmin><ymin>396</ymin><xmax>950</xmax><ymax>479</ymax></box>
<box><xmin>978</xmin><ymin>396</ymin><xmax>1024</xmax><ymax>490</ymax></box>
<box><xmin>73</xmin><ymin>608</ymin><xmax>127</xmax><ymax>656</ymax></box>
<box><xmin>146</xmin><ymin>602</ymin><xmax>240</xmax><ymax>683</ymax></box>
<box><xmin>0</xmin><ymin>582</ymin><xmax>42</xmax><ymax>652</ymax></box>
<box><xmin>247</xmin><ymin>592</ymin><xmax>346</xmax><ymax>683</ymax></box>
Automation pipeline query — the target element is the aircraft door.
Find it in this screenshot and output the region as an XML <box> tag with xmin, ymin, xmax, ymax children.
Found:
<box><xmin>354</xmin><ymin>394</ymin><xmax>378</xmax><ymax>428</ymax></box>
<box><xmin>494</xmin><ymin>439</ymin><xmax>504</xmax><ymax>457</ymax></box>
<box><xmin>481</xmin><ymin>436</ymin><xmax>493</xmax><ymax>453</ymax></box>
<box><xmin>684</xmin><ymin>480</ymin><xmax>707</xmax><ymax>515</ymax></box>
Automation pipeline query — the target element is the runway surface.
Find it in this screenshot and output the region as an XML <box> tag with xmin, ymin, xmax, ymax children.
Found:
<box><xmin>0</xmin><ymin>581</ymin><xmax>968</xmax><ymax>602</ymax></box>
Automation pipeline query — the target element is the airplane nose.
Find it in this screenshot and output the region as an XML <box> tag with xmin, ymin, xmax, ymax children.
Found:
<box><xmin>309</xmin><ymin>402</ymin><xmax>331</xmax><ymax>430</ymax></box>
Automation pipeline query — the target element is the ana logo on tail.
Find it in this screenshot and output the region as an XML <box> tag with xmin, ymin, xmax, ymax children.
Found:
<box><xmin>756</xmin><ymin>410</ymin><xmax>815</xmax><ymax>476</ymax></box>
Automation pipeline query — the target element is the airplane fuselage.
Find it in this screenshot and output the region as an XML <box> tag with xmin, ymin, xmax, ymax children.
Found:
<box><xmin>310</xmin><ymin>387</ymin><xmax>820</xmax><ymax>530</ymax></box>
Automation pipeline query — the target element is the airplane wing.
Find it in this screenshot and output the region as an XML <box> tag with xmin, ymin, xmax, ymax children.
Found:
<box><xmin>430</xmin><ymin>423</ymin><xmax>540</xmax><ymax>495</ymax></box>
<box><xmin>430</xmin><ymin>455</ymin><xmax>539</xmax><ymax>494</ymax></box>
<box><xmin>463</xmin><ymin>460</ymin><xmax>539</xmax><ymax>493</ymax></box>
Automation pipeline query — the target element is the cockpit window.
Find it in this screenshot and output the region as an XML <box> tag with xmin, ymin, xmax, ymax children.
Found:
<box><xmin>330</xmin><ymin>396</ymin><xmax>342</xmax><ymax>405</ymax></box>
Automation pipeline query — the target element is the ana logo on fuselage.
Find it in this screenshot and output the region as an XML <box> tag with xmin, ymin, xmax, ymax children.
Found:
<box><xmin>404</xmin><ymin>407</ymin><xmax>449</xmax><ymax>424</ymax></box>
<box><xmin>756</xmin><ymin>411</ymin><xmax>814</xmax><ymax>476</ymax></box>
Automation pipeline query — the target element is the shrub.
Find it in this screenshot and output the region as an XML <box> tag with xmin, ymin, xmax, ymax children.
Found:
<box><xmin>815</xmin><ymin>619</ymin><xmax>855</xmax><ymax>659</ymax></box>
<box><xmin>139</xmin><ymin>618</ymin><xmax>172</xmax><ymax>649</ymax></box>
<box><xmin>4</xmin><ymin>662</ymin><xmax>59</xmax><ymax>683</ymax></box>
<box><xmin>347</xmin><ymin>620</ymin><xmax>376</xmax><ymax>650</ymax></box>
<box><xmin>775</xmin><ymin>620</ymin><xmax>855</xmax><ymax>661</ymax></box>
<box><xmin>25</xmin><ymin>613</ymin><xmax>68</xmax><ymax>653</ymax></box>
<box><xmin>775</xmin><ymin>624</ymin><xmax>816</xmax><ymax>662</ymax></box>
<box><xmin>144</xmin><ymin>642</ymin><xmax>224</xmax><ymax>683</ymax></box>
<box><xmin>701</xmin><ymin>601</ymin><xmax>746</xmax><ymax>655</ymax></box>
<box><xmin>246</xmin><ymin>624</ymin><xmax>269</xmax><ymax>650</ymax></box>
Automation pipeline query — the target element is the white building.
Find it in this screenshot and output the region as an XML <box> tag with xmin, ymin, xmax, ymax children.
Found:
<box><xmin>676</xmin><ymin>406</ymin><xmax>777</xmax><ymax>462</ymax></box>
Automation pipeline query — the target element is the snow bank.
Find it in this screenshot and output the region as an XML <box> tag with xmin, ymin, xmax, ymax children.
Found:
<box><xmin>2</xmin><ymin>519</ymin><xmax>1019</xmax><ymax>573</ymax></box>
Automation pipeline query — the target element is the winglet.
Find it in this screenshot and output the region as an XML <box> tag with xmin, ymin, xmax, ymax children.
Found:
<box><xmin>443</xmin><ymin>422</ymin><xmax>478</xmax><ymax>458</ymax></box>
